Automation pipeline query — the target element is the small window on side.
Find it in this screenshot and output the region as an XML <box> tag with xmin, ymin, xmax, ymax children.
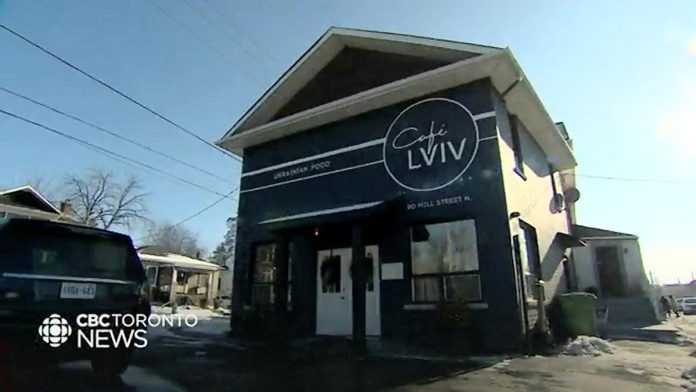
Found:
<box><xmin>510</xmin><ymin>115</ymin><xmax>525</xmax><ymax>178</ymax></box>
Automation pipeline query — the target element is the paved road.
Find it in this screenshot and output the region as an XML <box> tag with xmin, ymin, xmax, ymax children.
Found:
<box><xmin>7</xmin><ymin>316</ymin><xmax>696</xmax><ymax>391</ymax></box>
<box><xmin>9</xmin><ymin>361</ymin><xmax>185</xmax><ymax>392</ymax></box>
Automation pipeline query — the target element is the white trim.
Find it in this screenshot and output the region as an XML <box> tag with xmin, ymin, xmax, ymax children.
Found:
<box><xmin>0</xmin><ymin>185</ymin><xmax>62</xmax><ymax>214</ymax></box>
<box><xmin>259</xmin><ymin>201</ymin><xmax>383</xmax><ymax>224</ymax></box>
<box><xmin>221</xmin><ymin>27</ymin><xmax>500</xmax><ymax>140</ymax></box>
<box><xmin>382</xmin><ymin>97</ymin><xmax>479</xmax><ymax>192</ymax></box>
<box><xmin>2</xmin><ymin>272</ymin><xmax>133</xmax><ymax>285</ymax></box>
<box><xmin>471</xmin><ymin>110</ymin><xmax>496</xmax><ymax>121</ymax></box>
<box><xmin>242</xmin><ymin>138</ymin><xmax>385</xmax><ymax>178</ymax></box>
<box><xmin>0</xmin><ymin>203</ymin><xmax>62</xmax><ymax>221</ymax></box>
<box><xmin>219</xmin><ymin>50</ymin><xmax>576</xmax><ymax>170</ymax></box>
<box><xmin>241</xmin><ymin>160</ymin><xmax>383</xmax><ymax>194</ymax></box>
<box><xmin>479</xmin><ymin>135</ymin><xmax>498</xmax><ymax>142</ymax></box>
<box><xmin>241</xmin><ymin>110</ymin><xmax>495</xmax><ymax>180</ymax></box>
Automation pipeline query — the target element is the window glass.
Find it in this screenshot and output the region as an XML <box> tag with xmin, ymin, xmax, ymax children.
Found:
<box><xmin>0</xmin><ymin>222</ymin><xmax>138</xmax><ymax>280</ymax></box>
<box><xmin>412</xmin><ymin>220</ymin><xmax>479</xmax><ymax>274</ymax></box>
<box><xmin>253</xmin><ymin>244</ymin><xmax>276</xmax><ymax>283</ymax></box>
<box><xmin>445</xmin><ymin>275</ymin><xmax>481</xmax><ymax>301</ymax></box>
<box><xmin>411</xmin><ymin>220</ymin><xmax>480</xmax><ymax>303</ymax></box>
<box><xmin>146</xmin><ymin>267</ymin><xmax>157</xmax><ymax>285</ymax></box>
<box><xmin>413</xmin><ymin>277</ymin><xmax>441</xmax><ymax>302</ymax></box>
<box><xmin>510</xmin><ymin>115</ymin><xmax>525</xmax><ymax>175</ymax></box>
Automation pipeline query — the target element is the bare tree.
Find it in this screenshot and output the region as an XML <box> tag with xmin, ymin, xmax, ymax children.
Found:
<box><xmin>145</xmin><ymin>222</ymin><xmax>203</xmax><ymax>258</ymax></box>
<box><xmin>63</xmin><ymin>168</ymin><xmax>148</xmax><ymax>229</ymax></box>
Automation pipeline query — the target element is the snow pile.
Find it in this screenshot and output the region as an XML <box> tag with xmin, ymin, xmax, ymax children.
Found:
<box><xmin>562</xmin><ymin>336</ymin><xmax>616</xmax><ymax>356</ymax></box>
<box><xmin>149</xmin><ymin>305</ymin><xmax>230</xmax><ymax>337</ymax></box>
<box><xmin>682</xmin><ymin>366</ymin><xmax>696</xmax><ymax>381</ymax></box>
<box><xmin>490</xmin><ymin>359</ymin><xmax>511</xmax><ymax>369</ymax></box>
<box><xmin>682</xmin><ymin>368</ymin><xmax>696</xmax><ymax>392</ymax></box>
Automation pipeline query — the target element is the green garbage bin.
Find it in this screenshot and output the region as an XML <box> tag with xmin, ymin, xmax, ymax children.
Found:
<box><xmin>555</xmin><ymin>293</ymin><xmax>598</xmax><ymax>338</ymax></box>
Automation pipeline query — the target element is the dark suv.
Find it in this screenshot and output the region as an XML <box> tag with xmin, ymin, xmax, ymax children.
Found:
<box><xmin>0</xmin><ymin>217</ymin><xmax>150</xmax><ymax>377</ymax></box>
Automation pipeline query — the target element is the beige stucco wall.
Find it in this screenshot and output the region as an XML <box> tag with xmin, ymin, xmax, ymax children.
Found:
<box><xmin>573</xmin><ymin>238</ymin><xmax>651</xmax><ymax>296</ymax></box>
<box><xmin>493</xmin><ymin>92</ymin><xmax>572</xmax><ymax>301</ymax></box>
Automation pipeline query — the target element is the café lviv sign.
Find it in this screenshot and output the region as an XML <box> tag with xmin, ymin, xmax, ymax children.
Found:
<box><xmin>383</xmin><ymin>98</ymin><xmax>479</xmax><ymax>192</ymax></box>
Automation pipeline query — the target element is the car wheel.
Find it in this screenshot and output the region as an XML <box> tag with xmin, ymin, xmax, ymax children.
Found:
<box><xmin>90</xmin><ymin>348</ymin><xmax>133</xmax><ymax>379</ymax></box>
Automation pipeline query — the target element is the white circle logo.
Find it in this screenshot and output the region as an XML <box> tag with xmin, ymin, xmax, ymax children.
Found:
<box><xmin>383</xmin><ymin>98</ymin><xmax>479</xmax><ymax>192</ymax></box>
<box><xmin>38</xmin><ymin>314</ymin><xmax>72</xmax><ymax>348</ymax></box>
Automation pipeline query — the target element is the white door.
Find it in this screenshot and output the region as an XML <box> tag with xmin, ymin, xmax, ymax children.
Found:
<box><xmin>316</xmin><ymin>246</ymin><xmax>381</xmax><ymax>336</ymax></box>
<box><xmin>365</xmin><ymin>245</ymin><xmax>381</xmax><ymax>336</ymax></box>
<box><xmin>316</xmin><ymin>248</ymin><xmax>352</xmax><ymax>335</ymax></box>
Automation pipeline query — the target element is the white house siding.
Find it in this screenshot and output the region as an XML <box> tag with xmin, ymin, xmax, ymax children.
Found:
<box><xmin>573</xmin><ymin>238</ymin><xmax>650</xmax><ymax>296</ymax></box>
<box><xmin>493</xmin><ymin>92</ymin><xmax>572</xmax><ymax>302</ymax></box>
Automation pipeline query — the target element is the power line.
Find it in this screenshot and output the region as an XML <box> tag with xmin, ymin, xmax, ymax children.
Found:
<box><xmin>180</xmin><ymin>0</ymin><xmax>279</xmax><ymax>71</ymax></box>
<box><xmin>135</xmin><ymin>187</ymin><xmax>238</xmax><ymax>243</ymax></box>
<box><xmin>570</xmin><ymin>173</ymin><xmax>696</xmax><ymax>184</ymax></box>
<box><xmin>0</xmin><ymin>85</ymin><xmax>233</xmax><ymax>184</ymax></box>
<box><xmin>0</xmin><ymin>22</ymin><xmax>241</xmax><ymax>162</ymax></box>
<box><xmin>202</xmin><ymin>0</ymin><xmax>284</xmax><ymax>66</ymax></box>
<box><xmin>0</xmin><ymin>108</ymin><xmax>236</xmax><ymax>199</ymax></box>
<box><xmin>145</xmin><ymin>0</ymin><xmax>264</xmax><ymax>85</ymax></box>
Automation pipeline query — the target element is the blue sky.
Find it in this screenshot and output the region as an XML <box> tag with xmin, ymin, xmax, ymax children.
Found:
<box><xmin>1</xmin><ymin>1</ymin><xmax>694</xmax><ymax>283</ymax></box>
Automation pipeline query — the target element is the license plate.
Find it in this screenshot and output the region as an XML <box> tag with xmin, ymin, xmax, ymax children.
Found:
<box><xmin>60</xmin><ymin>282</ymin><xmax>96</xmax><ymax>299</ymax></box>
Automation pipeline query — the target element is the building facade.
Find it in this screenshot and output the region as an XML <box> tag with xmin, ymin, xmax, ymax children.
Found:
<box><xmin>218</xmin><ymin>28</ymin><xmax>580</xmax><ymax>352</ymax></box>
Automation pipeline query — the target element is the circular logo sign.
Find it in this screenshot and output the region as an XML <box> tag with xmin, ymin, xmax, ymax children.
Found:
<box><xmin>38</xmin><ymin>314</ymin><xmax>72</xmax><ymax>348</ymax></box>
<box><xmin>383</xmin><ymin>98</ymin><xmax>479</xmax><ymax>191</ymax></box>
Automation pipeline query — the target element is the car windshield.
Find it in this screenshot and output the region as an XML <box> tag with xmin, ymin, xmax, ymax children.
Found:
<box><xmin>685</xmin><ymin>299</ymin><xmax>696</xmax><ymax>304</ymax></box>
<box><xmin>0</xmin><ymin>221</ymin><xmax>141</xmax><ymax>281</ymax></box>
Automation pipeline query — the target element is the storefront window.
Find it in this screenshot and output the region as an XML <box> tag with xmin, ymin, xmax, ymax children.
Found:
<box><xmin>411</xmin><ymin>220</ymin><xmax>481</xmax><ymax>302</ymax></box>
<box><xmin>251</xmin><ymin>243</ymin><xmax>293</xmax><ymax>306</ymax></box>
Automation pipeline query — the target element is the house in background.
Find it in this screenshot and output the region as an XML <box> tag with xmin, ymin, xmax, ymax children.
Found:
<box><xmin>0</xmin><ymin>185</ymin><xmax>76</xmax><ymax>222</ymax></box>
<box><xmin>139</xmin><ymin>250</ymin><xmax>224</xmax><ymax>308</ymax></box>
<box><xmin>661</xmin><ymin>282</ymin><xmax>696</xmax><ymax>299</ymax></box>
<box><xmin>571</xmin><ymin>224</ymin><xmax>658</xmax><ymax>323</ymax></box>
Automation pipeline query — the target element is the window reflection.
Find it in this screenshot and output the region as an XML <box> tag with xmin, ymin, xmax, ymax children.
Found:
<box><xmin>411</xmin><ymin>220</ymin><xmax>481</xmax><ymax>302</ymax></box>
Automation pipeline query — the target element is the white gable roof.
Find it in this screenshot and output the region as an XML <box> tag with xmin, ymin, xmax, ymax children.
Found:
<box><xmin>217</xmin><ymin>27</ymin><xmax>576</xmax><ymax>170</ymax></box>
<box><xmin>0</xmin><ymin>185</ymin><xmax>61</xmax><ymax>214</ymax></box>
<box><xmin>139</xmin><ymin>252</ymin><xmax>222</xmax><ymax>272</ymax></box>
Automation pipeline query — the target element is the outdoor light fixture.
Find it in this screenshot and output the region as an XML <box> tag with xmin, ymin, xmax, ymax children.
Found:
<box><xmin>314</xmin><ymin>228</ymin><xmax>320</xmax><ymax>236</ymax></box>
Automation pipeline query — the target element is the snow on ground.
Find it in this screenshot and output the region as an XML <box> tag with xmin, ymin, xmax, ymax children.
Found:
<box><xmin>148</xmin><ymin>305</ymin><xmax>230</xmax><ymax>337</ymax></box>
<box><xmin>562</xmin><ymin>335</ymin><xmax>616</xmax><ymax>356</ymax></box>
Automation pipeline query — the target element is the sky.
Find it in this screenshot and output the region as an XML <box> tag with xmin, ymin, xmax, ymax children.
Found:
<box><xmin>0</xmin><ymin>1</ymin><xmax>695</xmax><ymax>284</ymax></box>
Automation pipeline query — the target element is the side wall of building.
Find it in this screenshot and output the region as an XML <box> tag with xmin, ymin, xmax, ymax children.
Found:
<box><xmin>492</xmin><ymin>91</ymin><xmax>572</xmax><ymax>329</ymax></box>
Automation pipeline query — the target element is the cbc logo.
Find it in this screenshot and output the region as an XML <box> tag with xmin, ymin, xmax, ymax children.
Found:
<box><xmin>38</xmin><ymin>314</ymin><xmax>72</xmax><ymax>348</ymax></box>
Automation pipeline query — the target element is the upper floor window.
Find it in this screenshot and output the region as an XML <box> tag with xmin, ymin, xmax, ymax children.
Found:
<box><xmin>510</xmin><ymin>115</ymin><xmax>525</xmax><ymax>178</ymax></box>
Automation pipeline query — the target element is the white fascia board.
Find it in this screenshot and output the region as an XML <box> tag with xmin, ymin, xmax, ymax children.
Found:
<box><xmin>219</xmin><ymin>28</ymin><xmax>501</xmax><ymax>143</ymax></box>
<box><xmin>0</xmin><ymin>203</ymin><xmax>62</xmax><ymax>220</ymax></box>
<box><xmin>219</xmin><ymin>52</ymin><xmax>503</xmax><ymax>154</ymax></box>
<box><xmin>0</xmin><ymin>185</ymin><xmax>62</xmax><ymax>214</ymax></box>
<box><xmin>218</xmin><ymin>51</ymin><xmax>576</xmax><ymax>170</ymax></box>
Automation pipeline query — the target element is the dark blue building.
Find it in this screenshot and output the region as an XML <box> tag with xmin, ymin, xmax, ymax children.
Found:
<box><xmin>217</xmin><ymin>28</ymin><xmax>581</xmax><ymax>353</ymax></box>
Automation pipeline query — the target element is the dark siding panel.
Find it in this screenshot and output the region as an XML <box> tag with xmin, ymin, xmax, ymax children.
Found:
<box><xmin>272</xmin><ymin>48</ymin><xmax>451</xmax><ymax>121</ymax></box>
